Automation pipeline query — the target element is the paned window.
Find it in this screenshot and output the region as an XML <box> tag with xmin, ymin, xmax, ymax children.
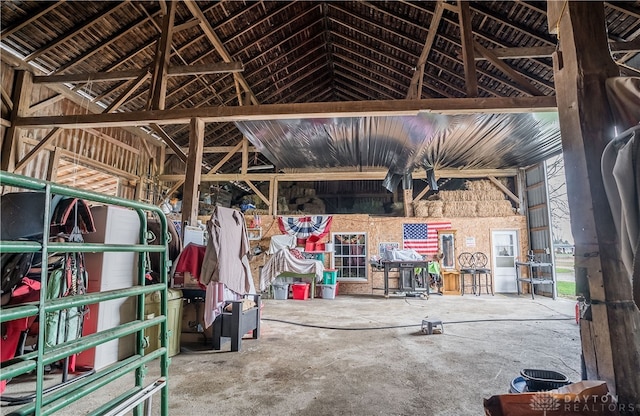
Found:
<box><xmin>332</xmin><ymin>233</ymin><xmax>367</xmax><ymax>281</ymax></box>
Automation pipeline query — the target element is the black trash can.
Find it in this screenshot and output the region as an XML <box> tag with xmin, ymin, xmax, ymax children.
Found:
<box><xmin>520</xmin><ymin>369</ymin><xmax>570</xmax><ymax>392</ymax></box>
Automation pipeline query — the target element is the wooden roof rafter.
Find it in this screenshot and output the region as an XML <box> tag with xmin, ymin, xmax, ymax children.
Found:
<box><xmin>1</xmin><ymin>0</ymin><xmax>638</xmax><ymax>177</ymax></box>
<box><xmin>53</xmin><ymin>9</ymin><xmax>162</xmax><ymax>75</ymax></box>
<box><xmin>279</xmin><ymin>73</ymin><xmax>336</xmax><ymax>104</ymax></box>
<box><xmin>24</xmin><ymin>2</ymin><xmax>130</xmax><ymax>63</ymax></box>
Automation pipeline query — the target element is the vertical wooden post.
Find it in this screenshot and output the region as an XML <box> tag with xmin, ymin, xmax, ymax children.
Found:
<box><xmin>403</xmin><ymin>189</ymin><xmax>414</xmax><ymax>217</ymax></box>
<box><xmin>148</xmin><ymin>0</ymin><xmax>176</xmax><ymax>111</ymax></box>
<box><xmin>548</xmin><ymin>1</ymin><xmax>640</xmax><ymax>405</ymax></box>
<box><xmin>181</xmin><ymin>118</ymin><xmax>204</xmax><ymax>227</ymax></box>
<box><xmin>457</xmin><ymin>1</ymin><xmax>478</xmax><ymax>98</ymax></box>
<box><xmin>46</xmin><ymin>148</ymin><xmax>60</xmax><ymax>181</ymax></box>
<box><xmin>241</xmin><ymin>137</ymin><xmax>248</xmax><ymax>175</ymax></box>
<box><xmin>272</xmin><ymin>177</ymin><xmax>279</xmax><ymax>216</ymax></box>
<box><xmin>1</xmin><ymin>70</ymin><xmax>32</xmax><ymax>172</ymax></box>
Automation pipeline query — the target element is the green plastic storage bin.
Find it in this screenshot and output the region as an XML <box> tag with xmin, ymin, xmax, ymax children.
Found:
<box><xmin>145</xmin><ymin>289</ymin><xmax>183</xmax><ymax>357</ymax></box>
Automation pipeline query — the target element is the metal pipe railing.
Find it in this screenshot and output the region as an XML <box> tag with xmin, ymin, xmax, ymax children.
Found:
<box><xmin>0</xmin><ymin>171</ymin><xmax>170</xmax><ymax>416</ymax></box>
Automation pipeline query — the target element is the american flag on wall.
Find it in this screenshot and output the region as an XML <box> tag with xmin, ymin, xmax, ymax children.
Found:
<box><xmin>403</xmin><ymin>222</ymin><xmax>452</xmax><ymax>255</ymax></box>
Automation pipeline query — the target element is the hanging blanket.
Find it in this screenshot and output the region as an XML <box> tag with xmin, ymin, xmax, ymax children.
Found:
<box><xmin>267</xmin><ymin>234</ymin><xmax>297</xmax><ymax>255</ymax></box>
<box><xmin>200</xmin><ymin>207</ymin><xmax>253</xmax><ymax>295</ymax></box>
<box><xmin>259</xmin><ymin>249</ymin><xmax>324</xmax><ymax>292</ymax></box>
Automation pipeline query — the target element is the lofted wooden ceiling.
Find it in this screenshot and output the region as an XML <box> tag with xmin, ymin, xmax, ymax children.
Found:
<box><xmin>1</xmin><ymin>1</ymin><xmax>639</xmax><ymax>175</ymax></box>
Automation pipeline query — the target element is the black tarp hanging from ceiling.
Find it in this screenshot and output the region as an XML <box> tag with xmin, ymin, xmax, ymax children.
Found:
<box><xmin>235</xmin><ymin>112</ymin><xmax>562</xmax><ymax>177</ymax></box>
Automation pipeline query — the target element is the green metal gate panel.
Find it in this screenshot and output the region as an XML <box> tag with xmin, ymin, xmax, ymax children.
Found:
<box><xmin>0</xmin><ymin>171</ymin><xmax>170</xmax><ymax>416</ymax></box>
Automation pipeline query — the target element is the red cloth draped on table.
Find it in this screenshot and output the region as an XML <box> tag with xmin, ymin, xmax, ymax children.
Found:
<box><xmin>277</xmin><ymin>216</ymin><xmax>333</xmax><ymax>244</ymax></box>
<box><xmin>174</xmin><ymin>243</ymin><xmax>207</xmax><ymax>288</ymax></box>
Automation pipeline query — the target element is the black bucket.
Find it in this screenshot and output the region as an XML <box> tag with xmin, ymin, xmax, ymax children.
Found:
<box><xmin>520</xmin><ymin>369</ymin><xmax>570</xmax><ymax>392</ymax></box>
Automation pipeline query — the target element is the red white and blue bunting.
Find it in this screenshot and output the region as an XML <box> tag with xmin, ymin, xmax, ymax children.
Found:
<box><xmin>277</xmin><ymin>215</ymin><xmax>333</xmax><ymax>240</ymax></box>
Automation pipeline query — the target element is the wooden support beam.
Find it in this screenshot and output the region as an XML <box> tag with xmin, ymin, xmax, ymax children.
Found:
<box><xmin>173</xmin><ymin>18</ymin><xmax>201</xmax><ymax>33</ymax></box>
<box><xmin>403</xmin><ymin>189</ymin><xmax>414</xmax><ymax>217</ymax></box>
<box><xmin>271</xmin><ymin>178</ymin><xmax>278</xmax><ymax>216</ymax></box>
<box><xmin>181</xmin><ymin>118</ymin><xmax>204</xmax><ymax>227</ymax></box>
<box><xmin>37</xmin><ymin>69</ymin><xmax>147</xmax><ymax>85</ymax></box>
<box><xmin>1</xmin><ymin>71</ymin><xmax>32</xmax><ymax>172</ymax></box>
<box><xmin>159</xmin><ymin>179</ymin><xmax>185</xmax><ymax>206</ymax></box>
<box><xmin>457</xmin><ymin>1</ymin><xmax>478</xmax><ymax>97</ymax></box>
<box><xmin>241</xmin><ymin>137</ymin><xmax>249</xmax><ymax>175</ymax></box>
<box><xmin>548</xmin><ymin>0</ymin><xmax>640</xmax><ymax>405</ymax></box>
<box><xmin>14</xmin><ymin>96</ymin><xmax>558</xmax><ymax>128</ymax></box>
<box><xmin>183</xmin><ymin>0</ymin><xmax>259</xmax><ymax>105</ymax></box>
<box><xmin>406</xmin><ymin>0</ymin><xmax>444</xmax><ymax>99</ymax></box>
<box><xmin>160</xmin><ymin>168</ymin><xmax>519</xmax><ymax>184</ymax></box>
<box><xmin>474</xmin><ymin>42</ymin><xmax>545</xmax><ymax>96</ymax></box>
<box><xmin>207</xmin><ymin>141</ymin><xmax>243</xmax><ymax>174</ymax></box>
<box><xmin>166</xmin><ymin>145</ymin><xmax>257</xmax><ymax>155</ymax></box>
<box><xmin>244</xmin><ymin>180</ymin><xmax>270</xmax><ymax>208</ymax></box>
<box><xmin>487</xmin><ymin>176</ymin><xmax>519</xmax><ymax>206</ymax></box>
<box><xmin>167</xmin><ymin>62</ymin><xmax>243</xmax><ymax>77</ymax></box>
<box><xmin>14</xmin><ymin>128</ymin><xmax>62</xmax><ymax>172</ymax></box>
<box><xmin>27</xmin><ymin>94</ymin><xmax>64</xmax><ymax>115</ymax></box>
<box><xmin>1</xmin><ymin>84</ymin><xmax>13</xmax><ymax>111</ymax></box>
<box><xmin>150</xmin><ymin>124</ymin><xmax>187</xmax><ymax>163</ymax></box>
<box><xmin>139</xmin><ymin>135</ymin><xmax>154</xmax><ymax>160</ymax></box>
<box><xmin>469</xmin><ymin>42</ymin><xmax>640</xmax><ymax>60</ymax></box>
<box><xmin>104</xmin><ymin>70</ymin><xmax>151</xmax><ymax>112</ymax></box>
<box><xmin>16</xmin><ymin>69</ymin><xmax>148</xmax><ymax>173</ymax></box>
<box><xmin>46</xmin><ymin>148</ymin><xmax>61</xmax><ymax>181</ymax></box>
<box><xmin>1</xmin><ymin>53</ymin><xmax>163</xmax><ymax>156</ymax></box>
<box><xmin>473</xmin><ymin>46</ymin><xmax>557</xmax><ymax>60</ymax></box>
<box><xmin>32</xmin><ymin>62</ymin><xmax>243</xmax><ymax>84</ymax></box>
<box><xmin>414</xmin><ymin>185</ymin><xmax>431</xmax><ymax>202</ymax></box>
<box><xmin>0</xmin><ymin>118</ymin><xmax>11</xmax><ymax>128</ymax></box>
<box><xmin>148</xmin><ymin>0</ymin><xmax>176</xmax><ymax>111</ymax></box>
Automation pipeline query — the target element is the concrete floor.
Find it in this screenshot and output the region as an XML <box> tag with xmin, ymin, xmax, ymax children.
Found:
<box><xmin>3</xmin><ymin>293</ymin><xmax>581</xmax><ymax>415</ymax></box>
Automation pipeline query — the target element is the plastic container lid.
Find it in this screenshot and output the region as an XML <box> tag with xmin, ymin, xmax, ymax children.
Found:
<box><xmin>146</xmin><ymin>289</ymin><xmax>183</xmax><ymax>303</ymax></box>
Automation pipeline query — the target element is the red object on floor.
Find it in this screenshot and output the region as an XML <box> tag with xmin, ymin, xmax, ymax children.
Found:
<box><xmin>0</xmin><ymin>277</ymin><xmax>41</xmax><ymax>393</ymax></box>
<box><xmin>292</xmin><ymin>283</ymin><xmax>310</xmax><ymax>300</ymax></box>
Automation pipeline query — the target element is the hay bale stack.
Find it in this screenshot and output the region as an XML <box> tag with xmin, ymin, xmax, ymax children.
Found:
<box><xmin>281</xmin><ymin>183</ymin><xmax>317</xmax><ymax>201</ymax></box>
<box><xmin>476</xmin><ymin>200</ymin><xmax>515</xmax><ymax>216</ymax></box>
<box><xmin>416</xmin><ymin>179</ymin><xmax>518</xmax><ymax>218</ymax></box>
<box><xmin>428</xmin><ymin>200</ymin><xmax>444</xmax><ymax>217</ymax></box>
<box><xmin>245</xmin><ymin>208</ymin><xmax>270</xmax><ymax>215</ymax></box>
<box><xmin>465</xmin><ymin>180</ymin><xmax>496</xmax><ymax>191</ymax></box>
<box><xmin>413</xmin><ymin>200</ymin><xmax>429</xmax><ymax>217</ymax></box>
<box><xmin>442</xmin><ymin>201</ymin><xmax>477</xmax><ymax>217</ymax></box>
<box><xmin>299</xmin><ymin>197</ymin><xmax>326</xmax><ymax>214</ymax></box>
<box><xmin>413</xmin><ymin>200</ymin><xmax>444</xmax><ymax>217</ymax></box>
<box><xmin>278</xmin><ymin>197</ymin><xmax>290</xmax><ymax>213</ymax></box>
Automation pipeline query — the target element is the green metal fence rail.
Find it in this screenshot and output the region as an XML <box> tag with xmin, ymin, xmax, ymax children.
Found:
<box><xmin>0</xmin><ymin>171</ymin><xmax>170</xmax><ymax>416</ymax></box>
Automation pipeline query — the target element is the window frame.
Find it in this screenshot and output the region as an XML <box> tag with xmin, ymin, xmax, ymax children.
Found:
<box><xmin>331</xmin><ymin>232</ymin><xmax>368</xmax><ymax>282</ymax></box>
